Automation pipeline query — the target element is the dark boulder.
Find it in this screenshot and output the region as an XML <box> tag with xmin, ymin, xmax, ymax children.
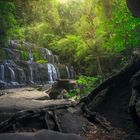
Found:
<box><xmin>49</xmin><ymin>80</ymin><xmax>77</xmax><ymax>99</ymax></box>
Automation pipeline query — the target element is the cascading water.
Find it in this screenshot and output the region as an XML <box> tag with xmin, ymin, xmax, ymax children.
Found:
<box><xmin>0</xmin><ymin>40</ymin><xmax>76</xmax><ymax>87</ymax></box>
<box><xmin>8</xmin><ymin>66</ymin><xmax>15</xmax><ymax>82</ymax></box>
<box><xmin>46</xmin><ymin>48</ymin><xmax>52</xmax><ymax>55</ymax></box>
<box><xmin>29</xmin><ymin>49</ymin><xmax>34</xmax><ymax>63</ymax></box>
<box><xmin>69</xmin><ymin>66</ymin><xmax>75</xmax><ymax>79</ymax></box>
<box><xmin>5</xmin><ymin>62</ymin><xmax>19</xmax><ymax>86</ymax></box>
<box><xmin>47</xmin><ymin>64</ymin><xmax>54</xmax><ymax>83</ymax></box>
<box><xmin>29</xmin><ymin>66</ymin><xmax>34</xmax><ymax>83</ymax></box>
<box><xmin>51</xmin><ymin>64</ymin><xmax>58</xmax><ymax>81</ymax></box>
<box><xmin>55</xmin><ymin>65</ymin><xmax>61</xmax><ymax>79</ymax></box>
<box><xmin>66</xmin><ymin>66</ymin><xmax>70</xmax><ymax>79</ymax></box>
<box><xmin>4</xmin><ymin>61</ymin><xmax>12</xmax><ymax>80</ymax></box>
<box><xmin>45</xmin><ymin>48</ymin><xmax>62</xmax><ymax>82</ymax></box>
<box><xmin>54</xmin><ymin>55</ymin><xmax>60</xmax><ymax>64</ymax></box>
<box><xmin>28</xmin><ymin>49</ymin><xmax>34</xmax><ymax>83</ymax></box>
<box><xmin>47</xmin><ymin>63</ymin><xmax>58</xmax><ymax>83</ymax></box>
<box><xmin>45</xmin><ymin>47</ymin><xmax>75</xmax><ymax>81</ymax></box>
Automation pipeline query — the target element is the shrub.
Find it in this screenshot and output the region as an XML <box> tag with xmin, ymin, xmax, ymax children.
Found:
<box><xmin>68</xmin><ymin>75</ymin><xmax>103</xmax><ymax>100</ymax></box>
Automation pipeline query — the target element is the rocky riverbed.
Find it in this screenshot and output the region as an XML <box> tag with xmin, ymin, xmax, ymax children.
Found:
<box><xmin>0</xmin><ymin>86</ymin><xmax>131</xmax><ymax>140</ymax></box>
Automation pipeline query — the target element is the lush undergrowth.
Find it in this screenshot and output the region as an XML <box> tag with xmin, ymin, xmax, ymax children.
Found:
<box><xmin>68</xmin><ymin>75</ymin><xmax>103</xmax><ymax>100</ymax></box>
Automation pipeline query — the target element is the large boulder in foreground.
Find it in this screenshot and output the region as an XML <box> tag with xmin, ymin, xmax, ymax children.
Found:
<box><xmin>0</xmin><ymin>130</ymin><xmax>84</xmax><ymax>140</ymax></box>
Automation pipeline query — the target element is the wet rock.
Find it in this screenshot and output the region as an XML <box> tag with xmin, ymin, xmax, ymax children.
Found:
<box><xmin>0</xmin><ymin>80</ymin><xmax>6</xmax><ymax>89</ymax></box>
<box><xmin>0</xmin><ymin>40</ymin><xmax>76</xmax><ymax>87</ymax></box>
<box><xmin>49</xmin><ymin>83</ymin><xmax>67</xmax><ymax>99</ymax></box>
<box><xmin>56</xmin><ymin>109</ymin><xmax>89</xmax><ymax>134</ymax></box>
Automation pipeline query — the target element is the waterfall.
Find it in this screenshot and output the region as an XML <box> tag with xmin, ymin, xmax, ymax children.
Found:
<box><xmin>28</xmin><ymin>49</ymin><xmax>34</xmax><ymax>83</ymax></box>
<box><xmin>66</xmin><ymin>66</ymin><xmax>70</xmax><ymax>79</ymax></box>
<box><xmin>51</xmin><ymin>64</ymin><xmax>58</xmax><ymax>80</ymax></box>
<box><xmin>29</xmin><ymin>65</ymin><xmax>34</xmax><ymax>83</ymax></box>
<box><xmin>46</xmin><ymin>48</ymin><xmax>52</xmax><ymax>55</ymax></box>
<box><xmin>8</xmin><ymin>66</ymin><xmax>15</xmax><ymax>81</ymax></box>
<box><xmin>29</xmin><ymin>49</ymin><xmax>34</xmax><ymax>63</ymax></box>
<box><xmin>55</xmin><ymin>65</ymin><xmax>61</xmax><ymax>79</ymax></box>
<box><xmin>47</xmin><ymin>63</ymin><xmax>58</xmax><ymax>83</ymax></box>
<box><xmin>45</xmin><ymin>48</ymin><xmax>61</xmax><ymax>64</ymax></box>
<box><xmin>47</xmin><ymin>64</ymin><xmax>53</xmax><ymax>82</ymax></box>
<box><xmin>70</xmin><ymin>66</ymin><xmax>75</xmax><ymax>79</ymax></box>
<box><xmin>46</xmin><ymin>48</ymin><xmax>54</xmax><ymax>64</ymax></box>
<box><xmin>0</xmin><ymin>65</ymin><xmax>4</xmax><ymax>81</ymax></box>
<box><xmin>3</xmin><ymin>40</ymin><xmax>76</xmax><ymax>86</ymax></box>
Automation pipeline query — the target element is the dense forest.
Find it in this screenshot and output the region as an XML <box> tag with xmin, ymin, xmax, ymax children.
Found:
<box><xmin>0</xmin><ymin>0</ymin><xmax>140</xmax><ymax>99</ymax></box>
<box><xmin>1</xmin><ymin>0</ymin><xmax>140</xmax><ymax>73</ymax></box>
<box><xmin>1</xmin><ymin>0</ymin><xmax>140</xmax><ymax>98</ymax></box>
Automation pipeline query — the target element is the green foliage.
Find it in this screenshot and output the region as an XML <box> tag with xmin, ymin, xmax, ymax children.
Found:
<box><xmin>68</xmin><ymin>75</ymin><xmax>103</xmax><ymax>100</ymax></box>
<box><xmin>50</xmin><ymin>35</ymin><xmax>88</xmax><ymax>73</ymax></box>
<box><xmin>20</xmin><ymin>51</ymin><xmax>29</xmax><ymax>61</ymax></box>
<box><xmin>3</xmin><ymin>0</ymin><xmax>140</xmax><ymax>77</ymax></box>
<box><xmin>33</xmin><ymin>51</ymin><xmax>40</xmax><ymax>61</ymax></box>
<box><xmin>36</xmin><ymin>60</ymin><xmax>48</xmax><ymax>64</ymax></box>
<box><xmin>76</xmin><ymin>75</ymin><xmax>103</xmax><ymax>96</ymax></box>
<box><xmin>0</xmin><ymin>1</ymin><xmax>17</xmax><ymax>45</ymax></box>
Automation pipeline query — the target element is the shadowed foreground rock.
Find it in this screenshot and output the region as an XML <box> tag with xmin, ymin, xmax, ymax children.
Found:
<box><xmin>80</xmin><ymin>58</ymin><xmax>140</xmax><ymax>129</ymax></box>
<box><xmin>1</xmin><ymin>59</ymin><xmax>140</xmax><ymax>136</ymax></box>
<box><xmin>0</xmin><ymin>130</ymin><xmax>84</xmax><ymax>140</ymax></box>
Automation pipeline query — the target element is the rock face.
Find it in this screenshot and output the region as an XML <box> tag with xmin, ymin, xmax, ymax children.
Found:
<box><xmin>0</xmin><ymin>40</ymin><xmax>76</xmax><ymax>87</ymax></box>
<box><xmin>48</xmin><ymin>79</ymin><xmax>77</xmax><ymax>99</ymax></box>
<box><xmin>79</xmin><ymin>58</ymin><xmax>140</xmax><ymax>130</ymax></box>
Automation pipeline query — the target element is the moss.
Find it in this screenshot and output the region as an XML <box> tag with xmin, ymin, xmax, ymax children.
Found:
<box><xmin>36</xmin><ymin>59</ymin><xmax>48</xmax><ymax>64</ymax></box>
